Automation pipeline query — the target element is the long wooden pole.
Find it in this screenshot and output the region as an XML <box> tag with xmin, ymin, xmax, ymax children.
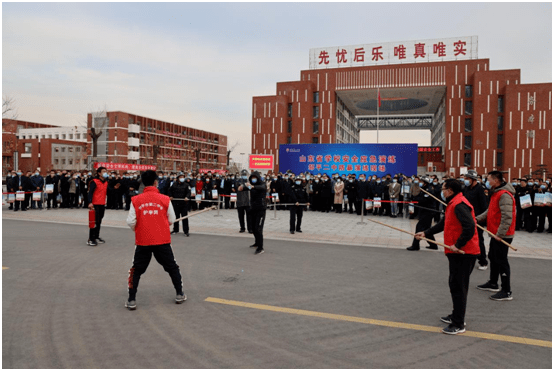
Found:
<box><xmin>419</xmin><ymin>187</ymin><xmax>517</xmax><ymax>251</ymax></box>
<box><xmin>367</xmin><ymin>217</ymin><xmax>464</xmax><ymax>254</ymax></box>
<box><xmin>174</xmin><ymin>206</ymin><xmax>217</xmax><ymax>223</ymax></box>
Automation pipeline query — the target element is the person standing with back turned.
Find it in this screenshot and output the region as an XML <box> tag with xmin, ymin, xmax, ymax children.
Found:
<box><xmin>125</xmin><ymin>170</ymin><xmax>185</xmax><ymax>310</ymax></box>
<box><xmin>239</xmin><ymin>171</ymin><xmax>267</xmax><ymax>255</ymax></box>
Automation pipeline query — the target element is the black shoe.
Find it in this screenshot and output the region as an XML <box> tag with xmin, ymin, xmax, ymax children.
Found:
<box><xmin>170</xmin><ymin>231</ymin><xmax>177</xmax><ymax>234</ymax></box>
<box><xmin>87</xmin><ymin>240</ymin><xmax>97</xmax><ymax>246</ymax></box>
<box><xmin>239</xmin><ymin>229</ymin><xmax>246</xmax><ymax>233</ymax></box>
<box><xmin>290</xmin><ymin>231</ymin><xmax>295</xmax><ymax>234</ymax></box>
<box><xmin>391</xmin><ymin>215</ymin><xmax>397</xmax><ymax>218</ymax></box>
<box><xmin>184</xmin><ymin>233</ymin><xmax>189</xmax><ymax>237</ymax></box>
<box><xmin>254</xmin><ymin>247</ymin><xmax>264</xmax><ymax>255</ymax></box>
<box><xmin>125</xmin><ymin>300</ymin><xmax>137</xmax><ymax>310</ymax></box>
<box><xmin>442</xmin><ymin>324</ymin><xmax>465</xmax><ymax>335</ymax></box>
<box><xmin>296</xmin><ymin>229</ymin><xmax>302</xmax><ymax>233</ymax></box>
<box><xmin>440</xmin><ymin>315</ymin><xmax>465</xmax><ymax>326</ymax></box>
<box><xmin>425</xmin><ymin>245</ymin><xmax>438</xmax><ymax>250</ymax></box>
<box><xmin>476</xmin><ymin>281</ymin><xmax>500</xmax><ymax>292</ymax></box>
<box><xmin>248</xmin><ymin>231</ymin><xmax>253</xmax><ymax>234</ymax></box>
<box><xmin>249</xmin><ymin>244</ymin><xmax>258</xmax><ymax>248</ymax></box>
<box><xmin>97</xmin><ymin>238</ymin><xmax>106</xmax><ymax>244</ymax></box>
<box><xmin>490</xmin><ymin>291</ymin><xmax>512</xmax><ymax>301</ymax></box>
<box><xmin>406</xmin><ymin>246</ymin><xmax>420</xmax><ymax>251</ymax></box>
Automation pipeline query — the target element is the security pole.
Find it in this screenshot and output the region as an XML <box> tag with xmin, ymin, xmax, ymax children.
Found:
<box><xmin>214</xmin><ymin>197</ymin><xmax>222</xmax><ymax>217</ymax></box>
<box><xmin>357</xmin><ymin>200</ymin><xmax>367</xmax><ymax>225</ymax></box>
<box><xmin>271</xmin><ymin>198</ymin><xmax>279</xmax><ymax>220</ymax></box>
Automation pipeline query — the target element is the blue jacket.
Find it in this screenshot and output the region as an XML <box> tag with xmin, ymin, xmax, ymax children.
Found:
<box><xmin>31</xmin><ymin>175</ymin><xmax>44</xmax><ymax>190</ymax></box>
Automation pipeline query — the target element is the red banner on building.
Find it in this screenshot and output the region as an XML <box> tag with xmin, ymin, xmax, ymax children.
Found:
<box><xmin>249</xmin><ymin>154</ymin><xmax>274</xmax><ymax>170</ymax></box>
<box><xmin>94</xmin><ymin>162</ymin><xmax>157</xmax><ymax>171</ymax></box>
<box><xmin>199</xmin><ymin>168</ymin><xmax>227</xmax><ymax>175</ymax></box>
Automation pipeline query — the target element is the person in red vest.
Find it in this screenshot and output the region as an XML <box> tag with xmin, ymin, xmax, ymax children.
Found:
<box><xmin>87</xmin><ymin>166</ymin><xmax>109</xmax><ymax>246</ymax></box>
<box><xmin>475</xmin><ymin>170</ymin><xmax>517</xmax><ymax>301</ymax></box>
<box><xmin>415</xmin><ymin>179</ymin><xmax>480</xmax><ymax>335</ymax></box>
<box><xmin>125</xmin><ymin>170</ymin><xmax>185</xmax><ymax>310</ymax></box>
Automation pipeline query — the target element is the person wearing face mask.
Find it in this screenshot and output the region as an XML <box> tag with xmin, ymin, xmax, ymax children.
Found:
<box><xmin>238</xmin><ymin>171</ymin><xmax>267</xmax><ymax>255</ymax></box>
<box><xmin>415</xmin><ymin>179</ymin><xmax>480</xmax><ymax>335</ymax></box>
<box><xmin>334</xmin><ymin>176</ymin><xmax>344</xmax><ymax>213</ymax></box>
<box><xmin>270</xmin><ymin>174</ymin><xmax>282</xmax><ymax>208</ymax></box>
<box><xmin>475</xmin><ymin>171</ymin><xmax>516</xmax><ymax>301</ymax></box>
<box><xmin>45</xmin><ymin>170</ymin><xmax>60</xmax><ymax>209</ymax></box>
<box><xmin>223</xmin><ymin>173</ymin><xmax>235</xmax><ymax>209</ymax></box>
<box><xmin>168</xmin><ymin>174</ymin><xmax>191</xmax><ymax>236</ymax></box>
<box><xmin>514</xmin><ymin>178</ymin><xmax>532</xmax><ymax>232</ymax></box>
<box><xmin>388</xmin><ymin>176</ymin><xmax>401</xmax><ymax>218</ymax></box>
<box><xmin>312</xmin><ymin>175</ymin><xmax>323</xmax><ymax>212</ymax></box>
<box><xmin>202</xmin><ymin>176</ymin><xmax>216</xmax><ymax>210</ymax></box>
<box><xmin>381</xmin><ymin>175</ymin><xmax>392</xmax><ymax>217</ymax></box>
<box><xmin>463</xmin><ymin>170</ymin><xmax>489</xmax><ymax>270</ymax></box>
<box><xmin>288</xmin><ymin>177</ymin><xmax>309</xmax><ymax>233</ymax></box>
<box><xmin>30</xmin><ymin>169</ymin><xmax>44</xmax><ymax>209</ymax></box>
<box><xmin>319</xmin><ymin>175</ymin><xmax>332</xmax><ymax>213</ymax></box>
<box><xmin>371</xmin><ymin>176</ymin><xmax>385</xmax><ymax>216</ymax></box>
<box><xmin>407</xmin><ymin>177</ymin><xmax>438</xmax><ymax>251</ymax></box>
<box><xmin>236</xmin><ymin>169</ymin><xmax>253</xmax><ymax>233</ymax></box>
<box><xmin>344</xmin><ymin>175</ymin><xmax>358</xmax><ymax>214</ymax></box>
<box><xmin>87</xmin><ymin>167</ymin><xmax>109</xmax><ymax>246</ymax></box>
<box><xmin>534</xmin><ymin>180</ymin><xmax>548</xmax><ymax>233</ymax></box>
<box><xmin>67</xmin><ymin>172</ymin><xmax>78</xmax><ymax>209</ymax></box>
<box><xmin>355</xmin><ymin>175</ymin><xmax>369</xmax><ymax>216</ymax></box>
<box><xmin>409</xmin><ymin>176</ymin><xmax>422</xmax><ymax>219</ymax></box>
<box><xmin>157</xmin><ymin>171</ymin><xmax>169</xmax><ymax>196</ymax></box>
<box><xmin>194</xmin><ymin>174</ymin><xmax>205</xmax><ymax>210</ymax></box>
<box><xmin>10</xmin><ymin>169</ymin><xmax>30</xmax><ymax>211</ymax></box>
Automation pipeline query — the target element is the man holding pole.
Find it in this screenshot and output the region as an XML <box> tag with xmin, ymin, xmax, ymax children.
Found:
<box><xmin>474</xmin><ymin>171</ymin><xmax>517</xmax><ymax>301</ymax></box>
<box><xmin>415</xmin><ymin>179</ymin><xmax>480</xmax><ymax>335</ymax></box>
<box><xmin>125</xmin><ymin>170</ymin><xmax>185</xmax><ymax>310</ymax></box>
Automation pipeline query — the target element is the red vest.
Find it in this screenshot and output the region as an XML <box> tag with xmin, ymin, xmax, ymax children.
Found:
<box><xmin>487</xmin><ymin>189</ymin><xmax>516</xmax><ymax>236</ymax></box>
<box><xmin>92</xmin><ymin>178</ymin><xmax>108</xmax><ymax>205</ymax></box>
<box><xmin>444</xmin><ymin>193</ymin><xmax>480</xmax><ymax>255</ymax></box>
<box><xmin>131</xmin><ymin>187</ymin><xmax>171</xmax><ymax>246</ymax></box>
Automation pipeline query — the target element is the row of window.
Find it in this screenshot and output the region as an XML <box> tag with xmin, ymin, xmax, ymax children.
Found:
<box><xmin>21</xmin><ymin>133</ymin><xmax>84</xmax><ymax>140</ymax></box>
<box><xmin>53</xmin><ymin>158</ymin><xmax>82</xmax><ymax>165</ymax></box>
<box><xmin>463</xmin><ymin>152</ymin><xmax>503</xmax><ymax>167</ymax></box>
<box><xmin>462</xmin><ymin>134</ymin><xmax>503</xmax><ymax>150</ymax></box>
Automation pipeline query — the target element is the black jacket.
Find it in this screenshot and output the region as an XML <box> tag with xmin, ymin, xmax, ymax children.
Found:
<box><xmin>247</xmin><ymin>171</ymin><xmax>267</xmax><ymax>211</ymax></box>
<box><xmin>463</xmin><ymin>183</ymin><xmax>488</xmax><ymax>216</ymax></box>
<box><xmin>320</xmin><ymin>179</ymin><xmax>332</xmax><ymax>198</ymax></box>
<box><xmin>45</xmin><ymin>175</ymin><xmax>59</xmax><ymax>193</ymax></box>
<box><xmin>289</xmin><ymin>182</ymin><xmax>308</xmax><ymax>203</ymax></box>
<box><xmin>169</xmin><ymin>181</ymin><xmax>191</xmax><ymax>203</ymax></box>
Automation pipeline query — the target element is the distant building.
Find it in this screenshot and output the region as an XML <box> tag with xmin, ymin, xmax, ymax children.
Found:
<box><xmin>87</xmin><ymin>111</ymin><xmax>228</xmax><ymax>172</ymax></box>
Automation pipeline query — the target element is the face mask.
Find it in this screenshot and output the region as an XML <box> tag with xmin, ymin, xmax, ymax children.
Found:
<box><xmin>17</xmin><ymin>172</ymin><xmax>22</xmax><ymax>176</ymax></box>
<box><xmin>261</xmin><ymin>176</ymin><xmax>265</xmax><ymax>181</ymax></box>
<box><xmin>485</xmin><ymin>181</ymin><xmax>492</xmax><ymax>189</ymax></box>
<box><xmin>528</xmin><ymin>182</ymin><xmax>534</xmax><ymax>186</ymax></box>
<box><xmin>295</xmin><ymin>180</ymin><xmax>301</xmax><ymax>185</ymax></box>
<box><xmin>35</xmin><ymin>172</ymin><xmax>39</xmax><ymax>176</ymax></box>
<box><xmin>133</xmin><ymin>175</ymin><xmax>137</xmax><ymax>179</ymax></box>
<box><xmin>315</xmin><ymin>179</ymin><xmax>319</xmax><ymax>183</ymax></box>
<box><xmin>231</xmin><ymin>177</ymin><xmax>235</xmax><ymax>180</ymax></box>
<box><xmin>419</xmin><ymin>182</ymin><xmax>423</xmax><ymax>187</ymax></box>
<box><xmin>251</xmin><ymin>178</ymin><xmax>257</xmax><ymax>184</ymax></box>
<box><xmin>377</xmin><ymin>180</ymin><xmax>381</xmax><ymax>184</ymax></box>
<box><xmin>512</xmin><ymin>182</ymin><xmax>517</xmax><ymax>186</ymax></box>
<box><xmin>546</xmin><ymin>181</ymin><xmax>550</xmax><ymax>185</ymax></box>
<box><xmin>102</xmin><ymin>172</ymin><xmax>108</xmax><ymax>178</ymax></box>
<box><xmin>179</xmin><ymin>178</ymin><xmax>185</xmax><ymax>183</ymax></box>
<box><xmin>541</xmin><ymin>185</ymin><xmax>546</xmax><ymax>189</ymax></box>
<box><xmin>464</xmin><ymin>179</ymin><xmax>471</xmax><ymax>187</ymax></box>
<box><xmin>306</xmin><ymin>176</ymin><xmax>311</xmax><ymax>180</ymax></box>
<box><xmin>74</xmin><ymin>176</ymin><xmax>78</xmax><ymax>179</ymax></box>
<box><xmin>393</xmin><ymin>179</ymin><xmax>397</xmax><ymax>183</ymax></box>
<box><xmin>88</xmin><ymin>172</ymin><xmax>92</xmax><ymax>176</ymax></box>
<box><xmin>360</xmin><ymin>178</ymin><xmax>365</xmax><ymax>182</ymax></box>
<box><xmin>441</xmin><ymin>191</ymin><xmax>447</xmax><ymax>201</ymax></box>
<box><xmin>273</xmin><ymin>178</ymin><xmax>277</xmax><ymax>181</ymax></box>
<box><xmin>349</xmin><ymin>179</ymin><xmax>353</xmax><ymax>183</ymax></box>
<box><xmin>242</xmin><ymin>176</ymin><xmax>247</xmax><ymax>180</ymax></box>
<box><xmin>433</xmin><ymin>182</ymin><xmax>438</xmax><ymax>186</ymax></box>
<box><xmin>284</xmin><ymin>177</ymin><xmax>289</xmax><ymax>181</ymax></box>
<box><xmin>57</xmin><ymin>173</ymin><xmax>61</xmax><ymax>176</ymax></box>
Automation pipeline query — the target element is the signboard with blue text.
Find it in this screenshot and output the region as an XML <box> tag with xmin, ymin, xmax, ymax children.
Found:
<box><xmin>279</xmin><ymin>143</ymin><xmax>418</xmax><ymax>177</ymax></box>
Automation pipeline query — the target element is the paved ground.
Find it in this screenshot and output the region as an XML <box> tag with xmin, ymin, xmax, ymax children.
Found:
<box><xmin>2</xmin><ymin>204</ymin><xmax>552</xmax><ymax>259</ymax></box>
<box><xmin>2</xmin><ymin>219</ymin><xmax>552</xmax><ymax>368</ymax></box>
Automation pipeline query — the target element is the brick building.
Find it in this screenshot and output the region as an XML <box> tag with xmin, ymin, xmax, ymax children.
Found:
<box><xmin>87</xmin><ymin>111</ymin><xmax>228</xmax><ymax>172</ymax></box>
<box><xmin>252</xmin><ymin>36</ymin><xmax>552</xmax><ymax>178</ymax></box>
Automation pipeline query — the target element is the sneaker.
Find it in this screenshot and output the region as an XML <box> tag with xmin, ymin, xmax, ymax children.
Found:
<box><xmin>249</xmin><ymin>244</ymin><xmax>258</xmax><ymax>248</ymax></box>
<box><xmin>442</xmin><ymin>324</ymin><xmax>465</xmax><ymax>335</ymax></box>
<box><xmin>440</xmin><ymin>315</ymin><xmax>465</xmax><ymax>326</ymax></box>
<box><xmin>239</xmin><ymin>229</ymin><xmax>246</xmax><ymax>233</ymax></box>
<box><xmin>87</xmin><ymin>240</ymin><xmax>97</xmax><ymax>246</ymax></box>
<box><xmin>97</xmin><ymin>238</ymin><xmax>106</xmax><ymax>244</ymax></box>
<box><xmin>490</xmin><ymin>291</ymin><xmax>513</xmax><ymax>301</ymax></box>
<box><xmin>175</xmin><ymin>293</ymin><xmax>187</xmax><ymax>304</ymax></box>
<box><xmin>476</xmin><ymin>281</ymin><xmax>500</xmax><ymax>292</ymax></box>
<box><xmin>406</xmin><ymin>246</ymin><xmax>420</xmax><ymax>251</ymax></box>
<box><xmin>125</xmin><ymin>300</ymin><xmax>137</xmax><ymax>310</ymax></box>
<box><xmin>254</xmin><ymin>247</ymin><xmax>264</xmax><ymax>255</ymax></box>
<box><xmin>477</xmin><ymin>264</ymin><xmax>488</xmax><ymax>271</ymax></box>
<box><xmin>170</xmin><ymin>231</ymin><xmax>177</xmax><ymax>235</ymax></box>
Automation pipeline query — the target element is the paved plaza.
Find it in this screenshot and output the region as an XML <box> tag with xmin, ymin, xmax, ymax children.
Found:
<box><xmin>2</xmin><ymin>205</ymin><xmax>553</xmax><ymax>368</ymax></box>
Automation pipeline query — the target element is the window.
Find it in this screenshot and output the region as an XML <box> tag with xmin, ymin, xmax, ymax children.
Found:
<box><xmin>312</xmin><ymin>137</ymin><xmax>319</xmax><ymax>144</ymax></box>
<box><xmin>464</xmin><ymin>136</ymin><xmax>472</xmax><ymax>150</ymax></box>
<box><xmin>54</xmin><ymin>147</ymin><xmax>59</xmax><ymax>152</ymax></box>
<box><xmin>465</xmin><ymin>85</ymin><xmax>473</xmax><ymax>98</ymax></box>
<box><xmin>313</xmin><ymin>106</ymin><xmax>319</xmax><ymax>119</ymax></box>
<box><xmin>69</xmin><ymin>147</ymin><xmax>74</xmax><ymax>152</ymax></box>
<box><xmin>69</xmin><ymin>159</ymin><xmax>73</xmax><ymax>165</ymax></box>
<box><xmin>464</xmin><ymin>153</ymin><xmax>471</xmax><ymax>167</ymax></box>
<box><xmin>76</xmin><ymin>147</ymin><xmax>81</xmax><ymax>152</ymax></box>
<box><xmin>313</xmin><ymin>92</ymin><xmax>319</xmax><ymax>103</ymax></box>
<box><xmin>61</xmin><ymin>147</ymin><xmax>66</xmax><ymax>153</ymax></box>
<box><xmin>61</xmin><ymin>134</ymin><xmax>66</xmax><ymax>140</ymax></box>
<box><xmin>464</xmin><ymin>101</ymin><xmax>473</xmax><ymax>115</ymax></box>
<box><xmin>24</xmin><ymin>143</ymin><xmax>32</xmax><ymax>153</ymax></box>
<box><xmin>496</xmin><ymin>152</ymin><xmax>503</xmax><ymax>167</ymax></box>
<box><xmin>76</xmin><ymin>134</ymin><xmax>80</xmax><ymax>140</ymax></box>
<box><xmin>313</xmin><ymin>121</ymin><xmax>319</xmax><ymax>134</ymax></box>
<box><xmin>54</xmin><ymin>159</ymin><xmax>59</xmax><ymax>165</ymax></box>
<box><xmin>498</xmin><ymin>96</ymin><xmax>504</xmax><ymax>113</ymax></box>
<box><xmin>497</xmin><ymin>134</ymin><xmax>503</xmax><ymax>149</ymax></box>
<box><xmin>76</xmin><ymin>159</ymin><xmax>80</xmax><ymax>164</ymax></box>
<box><xmin>69</xmin><ymin>134</ymin><xmax>73</xmax><ymax>140</ymax></box>
<box><xmin>464</xmin><ymin>118</ymin><xmax>472</xmax><ymax>132</ymax></box>
<box><xmin>288</xmin><ymin>104</ymin><xmax>292</xmax><ymax>118</ymax></box>
<box><xmin>62</xmin><ymin>159</ymin><xmax>66</xmax><ymax>165</ymax></box>
<box><xmin>287</xmin><ymin>121</ymin><xmax>292</xmax><ymax>134</ymax></box>
<box><xmin>287</xmin><ymin>136</ymin><xmax>291</xmax><ymax>144</ymax></box>
<box><xmin>497</xmin><ymin>116</ymin><xmax>504</xmax><ymax>131</ymax></box>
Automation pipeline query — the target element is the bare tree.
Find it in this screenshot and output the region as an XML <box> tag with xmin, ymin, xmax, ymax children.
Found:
<box><xmin>226</xmin><ymin>140</ymin><xmax>239</xmax><ymax>168</ymax></box>
<box><xmin>2</xmin><ymin>95</ymin><xmax>19</xmax><ymax>119</ymax></box>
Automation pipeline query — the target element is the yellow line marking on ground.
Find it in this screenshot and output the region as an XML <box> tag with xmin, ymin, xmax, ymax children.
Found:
<box><xmin>205</xmin><ymin>297</ymin><xmax>552</xmax><ymax>348</ymax></box>
<box><xmin>2</xmin><ymin>267</ymin><xmax>8</xmax><ymax>270</ymax></box>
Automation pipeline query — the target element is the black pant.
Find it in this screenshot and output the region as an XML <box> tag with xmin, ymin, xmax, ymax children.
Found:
<box><xmin>251</xmin><ymin>208</ymin><xmax>266</xmax><ymax>248</ymax></box>
<box><xmin>47</xmin><ymin>193</ymin><xmax>57</xmax><ymax>208</ymax></box>
<box><xmin>334</xmin><ymin>203</ymin><xmax>343</xmax><ymax>213</ymax></box>
<box><xmin>172</xmin><ymin>201</ymin><xmax>189</xmax><ymax>233</ymax></box>
<box><xmin>488</xmin><ymin>237</ymin><xmax>512</xmax><ymax>293</ymax></box>
<box><xmin>356</xmin><ymin>199</ymin><xmax>368</xmax><ymax>216</ymax></box>
<box><xmin>61</xmin><ymin>191</ymin><xmax>69</xmax><ymax>208</ymax></box>
<box><xmin>89</xmin><ymin>205</ymin><xmax>105</xmax><ymax>242</ymax></box>
<box><xmin>24</xmin><ymin>193</ymin><xmax>32</xmax><ymax>210</ymax></box>
<box><xmin>447</xmin><ymin>254</ymin><xmax>477</xmax><ymax>328</ymax></box>
<box><xmin>237</xmin><ymin>206</ymin><xmax>252</xmax><ymax>232</ymax></box>
<box><xmin>125</xmin><ymin>193</ymin><xmax>132</xmax><ymax>210</ymax></box>
<box><xmin>127</xmin><ymin>243</ymin><xmax>183</xmax><ymax>300</ymax></box>
<box><xmin>116</xmin><ymin>192</ymin><xmax>124</xmax><ymax>210</ymax></box>
<box><xmin>536</xmin><ymin>206</ymin><xmax>546</xmax><ymax>232</ymax></box>
<box><xmin>476</xmin><ymin>228</ymin><xmax>487</xmax><ymax>266</ymax></box>
<box><xmin>411</xmin><ymin>214</ymin><xmax>437</xmax><ymax>249</ymax></box>
<box><xmin>347</xmin><ymin>195</ymin><xmax>357</xmax><ymax>213</ymax></box>
<box><xmin>515</xmin><ymin>205</ymin><xmax>524</xmax><ymax>229</ymax></box>
<box><xmin>321</xmin><ymin>197</ymin><xmax>331</xmax><ymax>212</ymax></box>
<box><xmin>289</xmin><ymin>205</ymin><xmax>303</xmax><ymax>231</ymax></box>
<box><xmin>68</xmin><ymin>193</ymin><xmax>76</xmax><ymax>207</ymax></box>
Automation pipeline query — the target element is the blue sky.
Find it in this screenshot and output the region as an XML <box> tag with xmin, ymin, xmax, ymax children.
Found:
<box><xmin>3</xmin><ymin>2</ymin><xmax>552</xmax><ymax>161</ymax></box>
